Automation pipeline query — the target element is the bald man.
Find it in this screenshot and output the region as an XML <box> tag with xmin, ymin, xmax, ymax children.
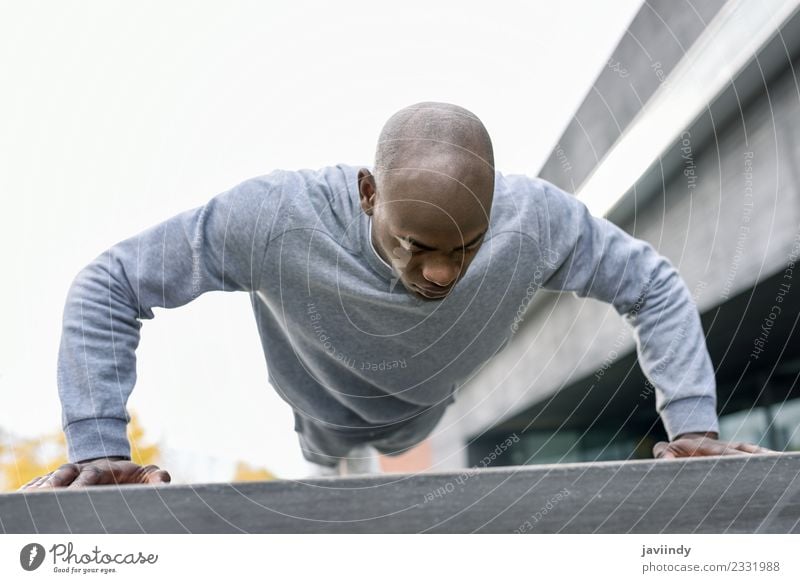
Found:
<box><xmin>22</xmin><ymin>102</ymin><xmax>773</xmax><ymax>489</ymax></box>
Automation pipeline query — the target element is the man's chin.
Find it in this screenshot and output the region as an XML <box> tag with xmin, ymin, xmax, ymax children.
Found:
<box><xmin>415</xmin><ymin>291</ymin><xmax>445</xmax><ymax>301</ymax></box>
<box><xmin>407</xmin><ymin>282</ymin><xmax>450</xmax><ymax>300</ymax></box>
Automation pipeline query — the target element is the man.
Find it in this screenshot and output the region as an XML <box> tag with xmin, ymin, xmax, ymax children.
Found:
<box><xmin>21</xmin><ymin>102</ymin><xmax>773</xmax><ymax>489</ymax></box>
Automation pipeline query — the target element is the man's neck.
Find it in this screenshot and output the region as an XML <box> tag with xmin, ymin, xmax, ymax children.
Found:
<box><xmin>369</xmin><ymin>216</ymin><xmax>392</xmax><ymax>267</ymax></box>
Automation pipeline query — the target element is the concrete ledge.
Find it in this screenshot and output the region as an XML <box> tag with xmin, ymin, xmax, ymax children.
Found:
<box><xmin>2</xmin><ymin>454</ymin><xmax>798</xmax><ymax>533</ymax></box>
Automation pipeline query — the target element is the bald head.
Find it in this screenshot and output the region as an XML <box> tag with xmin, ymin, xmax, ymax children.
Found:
<box><xmin>358</xmin><ymin>102</ymin><xmax>496</xmax><ymax>301</ymax></box>
<box><xmin>374</xmin><ymin>101</ymin><xmax>494</xmax><ymax>192</ymax></box>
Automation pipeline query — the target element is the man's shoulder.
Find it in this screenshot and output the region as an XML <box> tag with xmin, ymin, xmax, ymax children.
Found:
<box><xmin>493</xmin><ymin>170</ymin><xmax>556</xmax><ymax>215</ymax></box>
<box><xmin>495</xmin><ymin>170</ymin><xmax>572</xmax><ymax>198</ymax></box>
<box><xmin>237</xmin><ymin>163</ymin><xmax>365</xmax><ymax>208</ymax></box>
<box><xmin>242</xmin><ymin>163</ymin><xmax>363</xmax><ymax>189</ymax></box>
<box><xmin>495</xmin><ymin>171</ymin><xmax>584</xmax><ymax>220</ymax></box>
<box><xmin>292</xmin><ymin>162</ymin><xmax>366</xmax><ymax>182</ymax></box>
<box><xmin>253</xmin><ymin>164</ymin><xmax>364</xmax><ymax>237</ymax></box>
<box><xmin>489</xmin><ymin>171</ymin><xmax>591</xmax><ymax>256</ymax></box>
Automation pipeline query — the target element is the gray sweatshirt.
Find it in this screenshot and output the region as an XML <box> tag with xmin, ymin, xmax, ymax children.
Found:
<box><xmin>57</xmin><ymin>164</ymin><xmax>720</xmax><ymax>462</ymax></box>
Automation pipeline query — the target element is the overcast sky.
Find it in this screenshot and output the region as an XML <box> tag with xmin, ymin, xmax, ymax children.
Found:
<box><xmin>0</xmin><ymin>0</ymin><xmax>643</xmax><ymax>478</ymax></box>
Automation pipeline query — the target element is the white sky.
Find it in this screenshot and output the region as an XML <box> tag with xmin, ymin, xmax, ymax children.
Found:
<box><xmin>0</xmin><ymin>0</ymin><xmax>642</xmax><ymax>479</ymax></box>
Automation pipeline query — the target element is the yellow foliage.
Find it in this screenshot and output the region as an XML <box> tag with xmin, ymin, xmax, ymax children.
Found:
<box><xmin>233</xmin><ymin>461</ymin><xmax>276</xmax><ymax>482</ymax></box>
<box><xmin>127</xmin><ymin>414</ymin><xmax>161</xmax><ymax>467</ymax></box>
<box><xmin>1</xmin><ymin>414</ymin><xmax>278</xmax><ymax>489</ymax></box>
<box><xmin>0</xmin><ymin>431</ymin><xmax>67</xmax><ymax>491</ymax></box>
<box><xmin>0</xmin><ymin>412</ymin><xmax>160</xmax><ymax>491</ymax></box>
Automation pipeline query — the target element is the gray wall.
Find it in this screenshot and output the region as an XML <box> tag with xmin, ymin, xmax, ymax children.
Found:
<box><xmin>538</xmin><ymin>0</ymin><xmax>725</xmax><ymax>192</ymax></box>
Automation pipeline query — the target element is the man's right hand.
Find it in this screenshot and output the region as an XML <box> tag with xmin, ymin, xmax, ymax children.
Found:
<box><xmin>17</xmin><ymin>456</ymin><xmax>172</xmax><ymax>490</ymax></box>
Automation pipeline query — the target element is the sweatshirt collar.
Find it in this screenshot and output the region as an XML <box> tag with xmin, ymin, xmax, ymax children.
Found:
<box><xmin>359</xmin><ymin>210</ymin><xmax>396</xmax><ymax>281</ymax></box>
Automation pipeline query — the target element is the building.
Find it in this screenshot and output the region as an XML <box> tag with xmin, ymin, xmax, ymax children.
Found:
<box><xmin>419</xmin><ymin>0</ymin><xmax>800</xmax><ymax>470</ymax></box>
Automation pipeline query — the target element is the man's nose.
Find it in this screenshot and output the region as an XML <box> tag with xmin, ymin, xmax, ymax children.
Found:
<box><xmin>422</xmin><ymin>259</ymin><xmax>459</xmax><ymax>287</ymax></box>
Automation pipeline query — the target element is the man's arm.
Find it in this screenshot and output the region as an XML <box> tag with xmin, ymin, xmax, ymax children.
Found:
<box><xmin>57</xmin><ymin>171</ymin><xmax>284</xmax><ymax>465</ymax></box>
<box><xmin>534</xmin><ymin>179</ymin><xmax>774</xmax><ymax>457</ymax></box>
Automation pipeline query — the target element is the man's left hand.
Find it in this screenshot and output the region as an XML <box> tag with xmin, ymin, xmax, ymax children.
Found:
<box><xmin>653</xmin><ymin>431</ymin><xmax>779</xmax><ymax>459</ymax></box>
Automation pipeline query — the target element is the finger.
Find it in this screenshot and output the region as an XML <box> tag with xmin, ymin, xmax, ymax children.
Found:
<box><xmin>144</xmin><ymin>468</ymin><xmax>171</xmax><ymax>485</ymax></box>
<box><xmin>66</xmin><ymin>465</ymin><xmax>106</xmax><ymax>489</ymax></box>
<box><xmin>137</xmin><ymin>465</ymin><xmax>171</xmax><ymax>485</ymax></box>
<box><xmin>732</xmin><ymin>442</ymin><xmax>778</xmax><ymax>454</ymax></box>
<box><xmin>31</xmin><ymin>475</ymin><xmax>53</xmax><ymax>488</ymax></box>
<box><xmin>719</xmin><ymin>442</ymin><xmax>775</xmax><ymax>456</ymax></box>
<box><xmin>676</xmin><ymin>437</ymin><xmax>735</xmax><ymax>457</ymax></box>
<box><xmin>688</xmin><ymin>443</ymin><xmax>727</xmax><ymax>456</ymax></box>
<box><xmin>653</xmin><ymin>442</ymin><xmax>676</xmax><ymax>459</ymax></box>
<box><xmin>18</xmin><ymin>474</ymin><xmax>52</xmax><ymax>491</ymax></box>
<box><xmin>707</xmin><ymin>441</ymin><xmax>760</xmax><ymax>456</ymax></box>
<box><xmin>38</xmin><ymin>464</ymin><xmax>81</xmax><ymax>489</ymax></box>
<box><xmin>730</xmin><ymin>442</ymin><xmax>760</xmax><ymax>454</ymax></box>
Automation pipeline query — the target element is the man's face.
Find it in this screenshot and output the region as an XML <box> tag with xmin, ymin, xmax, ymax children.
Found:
<box><xmin>358</xmin><ymin>163</ymin><xmax>493</xmax><ymax>300</ymax></box>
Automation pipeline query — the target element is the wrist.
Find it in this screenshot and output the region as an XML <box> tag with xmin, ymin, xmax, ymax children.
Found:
<box><xmin>674</xmin><ymin>431</ymin><xmax>719</xmax><ymax>440</ymax></box>
<box><xmin>659</xmin><ymin>395</ymin><xmax>719</xmax><ymax>443</ymax></box>
<box><xmin>78</xmin><ymin>455</ymin><xmax>130</xmax><ymax>464</ymax></box>
<box><xmin>64</xmin><ymin>417</ymin><xmax>131</xmax><ymax>462</ymax></box>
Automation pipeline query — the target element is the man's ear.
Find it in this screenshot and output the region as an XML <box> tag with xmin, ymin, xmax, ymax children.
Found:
<box><xmin>358</xmin><ymin>168</ymin><xmax>377</xmax><ymax>216</ymax></box>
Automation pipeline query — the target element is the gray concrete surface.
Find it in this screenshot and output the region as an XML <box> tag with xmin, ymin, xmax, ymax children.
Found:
<box><xmin>1</xmin><ymin>453</ymin><xmax>798</xmax><ymax>533</ymax></box>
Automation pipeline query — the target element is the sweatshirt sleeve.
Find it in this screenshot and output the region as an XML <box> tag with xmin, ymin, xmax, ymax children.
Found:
<box><xmin>535</xmin><ymin>179</ymin><xmax>719</xmax><ymax>441</ymax></box>
<box><xmin>57</xmin><ymin>171</ymin><xmax>285</xmax><ymax>463</ymax></box>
